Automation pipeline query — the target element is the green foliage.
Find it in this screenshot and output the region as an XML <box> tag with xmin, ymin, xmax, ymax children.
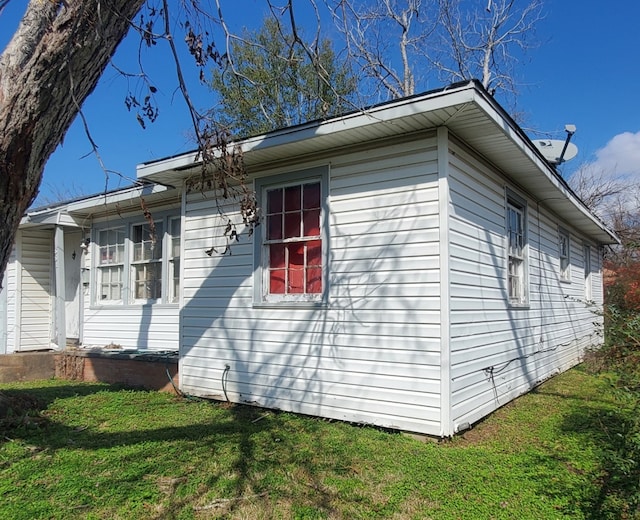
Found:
<box><xmin>0</xmin><ymin>372</ymin><xmax>634</xmax><ymax>519</ymax></box>
<box><xmin>585</xmin><ymin>296</ymin><xmax>640</xmax><ymax>518</ymax></box>
<box><xmin>210</xmin><ymin>18</ymin><xmax>356</xmax><ymax>138</ymax></box>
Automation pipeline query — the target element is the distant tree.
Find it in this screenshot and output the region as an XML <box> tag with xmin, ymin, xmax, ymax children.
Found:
<box><xmin>434</xmin><ymin>0</ymin><xmax>544</xmax><ymax>98</ymax></box>
<box><xmin>210</xmin><ymin>17</ymin><xmax>356</xmax><ymax>138</ymax></box>
<box><xmin>569</xmin><ymin>165</ymin><xmax>626</xmax><ymax>217</ymax></box>
<box><xmin>570</xmin><ymin>165</ymin><xmax>640</xmax><ymax>265</ymax></box>
<box><xmin>326</xmin><ymin>0</ymin><xmax>543</xmax><ymax>103</ymax></box>
<box><xmin>327</xmin><ymin>0</ymin><xmax>440</xmax><ymax>100</ymax></box>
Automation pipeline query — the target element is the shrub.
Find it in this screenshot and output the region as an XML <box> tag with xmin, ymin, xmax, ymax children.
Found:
<box><xmin>589</xmin><ymin>303</ymin><xmax>640</xmax><ymax>518</ymax></box>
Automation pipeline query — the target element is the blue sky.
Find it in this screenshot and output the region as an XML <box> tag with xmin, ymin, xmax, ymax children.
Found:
<box><xmin>1</xmin><ymin>1</ymin><xmax>639</xmax><ymax>205</ymax></box>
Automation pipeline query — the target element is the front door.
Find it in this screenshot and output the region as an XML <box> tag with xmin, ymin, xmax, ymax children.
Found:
<box><xmin>64</xmin><ymin>231</ymin><xmax>82</xmax><ymax>345</ymax></box>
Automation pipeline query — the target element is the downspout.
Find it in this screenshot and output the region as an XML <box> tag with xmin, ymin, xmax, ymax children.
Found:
<box><xmin>437</xmin><ymin>126</ymin><xmax>453</xmax><ymax>437</ymax></box>
<box><xmin>53</xmin><ymin>220</ymin><xmax>66</xmax><ymax>350</ymax></box>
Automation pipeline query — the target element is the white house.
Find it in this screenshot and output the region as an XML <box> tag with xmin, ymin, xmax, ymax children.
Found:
<box><xmin>1</xmin><ymin>80</ymin><xmax>617</xmax><ymax>436</ymax></box>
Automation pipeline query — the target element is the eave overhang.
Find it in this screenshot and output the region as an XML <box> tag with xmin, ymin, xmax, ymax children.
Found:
<box><xmin>137</xmin><ymin>80</ymin><xmax>618</xmax><ymax>245</ymax></box>
<box><xmin>21</xmin><ymin>183</ymin><xmax>178</xmax><ymax>229</ymax></box>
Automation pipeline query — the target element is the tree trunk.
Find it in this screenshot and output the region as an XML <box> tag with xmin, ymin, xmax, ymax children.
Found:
<box><xmin>0</xmin><ymin>0</ymin><xmax>145</xmax><ymax>287</ymax></box>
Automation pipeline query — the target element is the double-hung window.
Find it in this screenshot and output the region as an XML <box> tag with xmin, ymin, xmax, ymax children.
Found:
<box><xmin>558</xmin><ymin>227</ymin><xmax>571</xmax><ymax>282</ymax></box>
<box><xmin>506</xmin><ymin>191</ymin><xmax>528</xmax><ymax>306</ymax></box>
<box><xmin>93</xmin><ymin>212</ymin><xmax>180</xmax><ymax>306</ymax></box>
<box><xmin>97</xmin><ymin>228</ymin><xmax>125</xmax><ymax>302</ymax></box>
<box><xmin>255</xmin><ymin>167</ymin><xmax>328</xmax><ymax>304</ymax></box>
<box><xmin>168</xmin><ymin>217</ymin><xmax>181</xmax><ymax>303</ymax></box>
<box><xmin>131</xmin><ymin>222</ymin><xmax>164</xmax><ymax>301</ymax></box>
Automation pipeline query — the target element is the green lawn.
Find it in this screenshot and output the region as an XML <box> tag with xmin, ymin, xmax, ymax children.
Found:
<box><xmin>0</xmin><ymin>367</ymin><xmax>633</xmax><ymax>519</ymax></box>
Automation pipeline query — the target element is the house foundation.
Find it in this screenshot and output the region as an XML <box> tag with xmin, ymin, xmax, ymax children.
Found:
<box><xmin>0</xmin><ymin>350</ymin><xmax>179</xmax><ymax>394</ymax></box>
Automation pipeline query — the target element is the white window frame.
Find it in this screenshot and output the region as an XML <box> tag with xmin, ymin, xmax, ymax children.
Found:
<box><xmin>253</xmin><ymin>166</ymin><xmax>329</xmax><ymax>307</ymax></box>
<box><xmin>583</xmin><ymin>244</ymin><xmax>592</xmax><ymax>301</ymax></box>
<box><xmin>92</xmin><ymin>212</ymin><xmax>180</xmax><ymax>307</ymax></box>
<box><xmin>506</xmin><ymin>189</ymin><xmax>528</xmax><ymax>307</ymax></box>
<box><xmin>558</xmin><ymin>227</ymin><xmax>571</xmax><ymax>282</ymax></box>
<box><xmin>96</xmin><ymin>227</ymin><xmax>126</xmax><ymax>304</ymax></box>
<box><xmin>167</xmin><ymin>217</ymin><xmax>181</xmax><ymax>304</ymax></box>
<box><xmin>130</xmin><ymin>221</ymin><xmax>164</xmax><ymax>303</ymax></box>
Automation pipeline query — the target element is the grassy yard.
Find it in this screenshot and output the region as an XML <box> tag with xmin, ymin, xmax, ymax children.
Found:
<box><xmin>0</xmin><ymin>366</ymin><xmax>633</xmax><ymax>519</ymax></box>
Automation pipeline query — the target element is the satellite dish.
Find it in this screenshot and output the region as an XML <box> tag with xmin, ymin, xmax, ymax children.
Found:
<box><xmin>533</xmin><ymin>139</ymin><xmax>578</xmax><ymax>165</ymax></box>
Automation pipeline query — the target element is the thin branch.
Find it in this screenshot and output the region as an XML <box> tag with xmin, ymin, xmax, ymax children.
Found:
<box><xmin>68</xmin><ymin>69</ymin><xmax>137</xmax><ymax>190</ymax></box>
<box><xmin>161</xmin><ymin>0</ymin><xmax>202</xmax><ymax>137</ymax></box>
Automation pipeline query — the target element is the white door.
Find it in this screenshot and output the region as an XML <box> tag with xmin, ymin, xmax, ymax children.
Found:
<box><xmin>64</xmin><ymin>231</ymin><xmax>82</xmax><ymax>344</ymax></box>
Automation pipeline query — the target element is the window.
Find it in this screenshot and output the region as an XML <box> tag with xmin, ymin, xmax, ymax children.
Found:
<box><xmin>168</xmin><ymin>218</ymin><xmax>181</xmax><ymax>303</ymax></box>
<box><xmin>97</xmin><ymin>228</ymin><xmax>125</xmax><ymax>302</ymax></box>
<box><xmin>255</xmin><ymin>167</ymin><xmax>327</xmax><ymax>304</ymax></box>
<box><xmin>506</xmin><ymin>191</ymin><xmax>528</xmax><ymax>305</ymax></box>
<box><xmin>93</xmin><ymin>212</ymin><xmax>180</xmax><ymax>306</ymax></box>
<box><xmin>131</xmin><ymin>222</ymin><xmax>164</xmax><ymax>300</ymax></box>
<box><xmin>559</xmin><ymin>227</ymin><xmax>571</xmax><ymax>281</ymax></box>
<box><xmin>584</xmin><ymin>244</ymin><xmax>592</xmax><ymax>300</ymax></box>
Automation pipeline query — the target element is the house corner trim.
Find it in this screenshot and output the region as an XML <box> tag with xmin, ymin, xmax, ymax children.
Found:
<box><xmin>437</xmin><ymin>126</ymin><xmax>453</xmax><ymax>437</ymax></box>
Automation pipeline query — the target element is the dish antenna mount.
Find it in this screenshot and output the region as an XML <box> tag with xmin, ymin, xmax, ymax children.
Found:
<box><xmin>533</xmin><ymin>125</ymin><xmax>578</xmax><ymax>166</ymax></box>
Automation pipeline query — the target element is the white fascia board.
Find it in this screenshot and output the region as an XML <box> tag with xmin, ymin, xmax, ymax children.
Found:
<box><xmin>136</xmin><ymin>84</ymin><xmax>478</xmax><ymax>180</ymax></box>
<box><xmin>65</xmin><ymin>183</ymin><xmax>171</xmax><ymax>213</ymax></box>
<box><xmin>20</xmin><ymin>184</ymin><xmax>174</xmax><ymax>229</ymax></box>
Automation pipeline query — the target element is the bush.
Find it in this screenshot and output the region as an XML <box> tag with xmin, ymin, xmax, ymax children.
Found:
<box><xmin>605</xmin><ymin>262</ymin><xmax>640</xmax><ymax>313</ymax></box>
<box><xmin>589</xmin><ymin>303</ymin><xmax>640</xmax><ymax>518</ymax></box>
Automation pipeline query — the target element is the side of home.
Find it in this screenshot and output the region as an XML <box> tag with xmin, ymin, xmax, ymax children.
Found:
<box><xmin>179</xmin><ymin>134</ymin><xmax>444</xmax><ymax>434</ymax></box>
<box><xmin>444</xmin><ymin>133</ymin><xmax>603</xmax><ymax>430</ymax></box>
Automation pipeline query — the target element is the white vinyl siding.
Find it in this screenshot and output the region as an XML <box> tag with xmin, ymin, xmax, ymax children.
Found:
<box><xmin>0</xmin><ymin>272</ymin><xmax>6</xmax><ymax>354</ymax></box>
<box><xmin>446</xmin><ymin>140</ymin><xmax>604</xmax><ymax>432</ymax></box>
<box><xmin>180</xmin><ymin>136</ymin><xmax>443</xmax><ymax>435</ymax></box>
<box><xmin>584</xmin><ymin>244</ymin><xmax>592</xmax><ymax>301</ymax></box>
<box><xmin>558</xmin><ymin>227</ymin><xmax>571</xmax><ymax>282</ymax></box>
<box><xmin>17</xmin><ymin>230</ymin><xmax>53</xmax><ymax>351</ymax></box>
<box><xmin>4</xmin><ymin>248</ymin><xmax>21</xmax><ymax>354</ymax></box>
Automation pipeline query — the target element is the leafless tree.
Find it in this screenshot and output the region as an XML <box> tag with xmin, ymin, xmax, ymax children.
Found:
<box><xmin>0</xmin><ymin>0</ymin><xmax>544</xmax><ymax>286</ymax></box>
<box><xmin>327</xmin><ymin>0</ymin><xmax>543</xmax><ymax>102</ymax></box>
<box><xmin>0</xmin><ymin>0</ymin><xmax>294</xmax><ymax>285</ymax></box>
<box><xmin>570</xmin><ymin>164</ymin><xmax>626</xmax><ymax>219</ymax></box>
<box><xmin>435</xmin><ymin>0</ymin><xmax>544</xmax><ymax>98</ymax></box>
<box><xmin>569</xmin><ymin>165</ymin><xmax>640</xmax><ymax>264</ymax></box>
<box><xmin>327</xmin><ymin>0</ymin><xmax>440</xmax><ymax>100</ymax></box>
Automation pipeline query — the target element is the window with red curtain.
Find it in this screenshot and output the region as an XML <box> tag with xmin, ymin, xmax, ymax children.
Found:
<box><xmin>265</xmin><ymin>181</ymin><xmax>322</xmax><ymax>295</ymax></box>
